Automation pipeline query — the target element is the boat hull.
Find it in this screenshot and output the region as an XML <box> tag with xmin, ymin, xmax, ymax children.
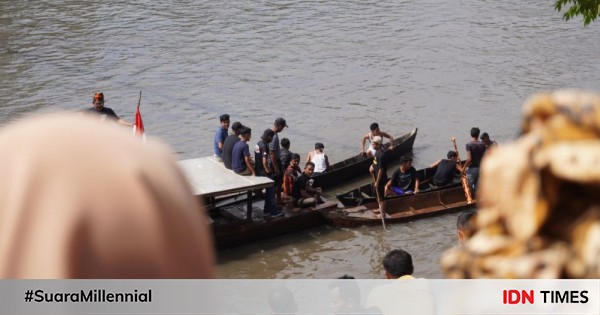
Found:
<box><xmin>327</xmin><ymin>186</ymin><xmax>475</xmax><ymax>227</ymax></box>
<box><xmin>211</xmin><ymin>200</ymin><xmax>338</xmax><ymax>249</ymax></box>
<box><xmin>312</xmin><ymin>128</ymin><xmax>417</xmax><ymax>189</ymax></box>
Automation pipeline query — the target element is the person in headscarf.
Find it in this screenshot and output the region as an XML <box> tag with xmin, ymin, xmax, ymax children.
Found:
<box><xmin>0</xmin><ymin>113</ymin><xmax>215</xmax><ymax>278</ymax></box>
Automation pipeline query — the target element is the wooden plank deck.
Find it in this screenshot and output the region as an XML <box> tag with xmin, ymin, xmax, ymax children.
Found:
<box><xmin>178</xmin><ymin>156</ymin><xmax>273</xmax><ymax>197</ymax></box>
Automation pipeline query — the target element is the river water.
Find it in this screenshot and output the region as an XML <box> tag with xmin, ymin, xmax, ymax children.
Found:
<box><xmin>1</xmin><ymin>0</ymin><xmax>599</xmax><ymax>278</ymax></box>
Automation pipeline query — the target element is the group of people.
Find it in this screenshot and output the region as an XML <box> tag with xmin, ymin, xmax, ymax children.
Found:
<box><xmin>366</xmin><ymin>123</ymin><xmax>496</xmax><ymax>213</ymax></box>
<box><xmin>213</xmin><ymin>114</ymin><xmax>329</xmax><ymax>218</ymax></box>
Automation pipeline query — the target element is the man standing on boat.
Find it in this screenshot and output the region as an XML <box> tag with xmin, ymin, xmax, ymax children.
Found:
<box><xmin>85</xmin><ymin>92</ymin><xmax>132</xmax><ymax>127</ymax></box>
<box><xmin>480</xmin><ymin>132</ymin><xmax>497</xmax><ymax>154</ymax></box>
<box><xmin>360</xmin><ymin>122</ymin><xmax>394</xmax><ymax>157</ymax></box>
<box><xmin>255</xmin><ymin>129</ymin><xmax>282</xmax><ymax>217</ymax></box>
<box><xmin>371</xmin><ymin>136</ymin><xmax>388</xmax><ymax>213</ymax></box>
<box><xmin>270</xmin><ymin>117</ymin><xmax>288</xmax><ymax>205</ymax></box>
<box><xmin>213</xmin><ymin>114</ymin><xmax>230</xmax><ymax>161</ymax></box>
<box><xmin>463</xmin><ymin>127</ymin><xmax>486</xmax><ymax>194</ymax></box>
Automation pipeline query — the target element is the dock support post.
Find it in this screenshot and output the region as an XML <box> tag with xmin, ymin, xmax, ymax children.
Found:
<box><xmin>246</xmin><ymin>190</ymin><xmax>253</xmax><ymax>222</ymax></box>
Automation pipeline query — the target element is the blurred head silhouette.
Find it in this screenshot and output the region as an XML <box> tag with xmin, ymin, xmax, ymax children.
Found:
<box><xmin>0</xmin><ymin>113</ymin><xmax>215</xmax><ymax>278</ymax></box>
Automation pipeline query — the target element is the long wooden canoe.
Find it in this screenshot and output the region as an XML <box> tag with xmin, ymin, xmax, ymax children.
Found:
<box><xmin>178</xmin><ymin>156</ymin><xmax>338</xmax><ymax>249</ymax></box>
<box><xmin>326</xmin><ymin>185</ymin><xmax>475</xmax><ymax>227</ymax></box>
<box><xmin>311</xmin><ymin>128</ymin><xmax>418</xmax><ymax>189</ymax></box>
<box><xmin>335</xmin><ymin>161</ymin><xmax>465</xmax><ymax>207</ymax></box>
<box><xmin>211</xmin><ymin>199</ymin><xmax>338</xmax><ymax>249</ymax></box>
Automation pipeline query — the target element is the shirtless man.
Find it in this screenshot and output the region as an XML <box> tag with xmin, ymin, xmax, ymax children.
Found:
<box><xmin>360</xmin><ymin>122</ymin><xmax>394</xmax><ymax>157</ymax></box>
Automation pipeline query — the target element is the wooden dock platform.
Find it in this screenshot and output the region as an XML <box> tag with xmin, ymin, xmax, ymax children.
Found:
<box><xmin>178</xmin><ymin>156</ymin><xmax>273</xmax><ymax>197</ymax></box>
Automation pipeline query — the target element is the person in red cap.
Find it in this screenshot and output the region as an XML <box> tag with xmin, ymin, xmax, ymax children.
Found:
<box><xmin>86</xmin><ymin>92</ymin><xmax>132</xmax><ymax>126</ymax></box>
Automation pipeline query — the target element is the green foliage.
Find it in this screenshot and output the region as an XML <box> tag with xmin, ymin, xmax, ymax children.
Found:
<box><xmin>554</xmin><ymin>0</ymin><xmax>600</xmax><ymax>26</ymax></box>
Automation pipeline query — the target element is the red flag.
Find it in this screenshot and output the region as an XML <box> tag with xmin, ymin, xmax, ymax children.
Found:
<box><xmin>133</xmin><ymin>105</ymin><xmax>145</xmax><ymax>139</ymax></box>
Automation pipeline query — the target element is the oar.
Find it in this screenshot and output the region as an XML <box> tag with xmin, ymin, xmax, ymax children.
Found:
<box><xmin>375</xmin><ymin>183</ymin><xmax>387</xmax><ymax>230</ymax></box>
<box><xmin>451</xmin><ymin>137</ymin><xmax>474</xmax><ymax>204</ymax></box>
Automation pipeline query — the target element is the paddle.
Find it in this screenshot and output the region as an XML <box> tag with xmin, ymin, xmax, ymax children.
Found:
<box><xmin>374</xmin><ymin>182</ymin><xmax>387</xmax><ymax>230</ymax></box>
<box><xmin>451</xmin><ymin>137</ymin><xmax>474</xmax><ymax>204</ymax></box>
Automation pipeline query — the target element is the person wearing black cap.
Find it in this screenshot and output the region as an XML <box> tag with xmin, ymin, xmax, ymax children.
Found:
<box><xmin>270</xmin><ymin>117</ymin><xmax>288</xmax><ymax>204</ymax></box>
<box><xmin>222</xmin><ymin>121</ymin><xmax>244</xmax><ymax>170</ymax></box>
<box><xmin>255</xmin><ymin>128</ymin><xmax>282</xmax><ymax>217</ymax></box>
<box><xmin>306</xmin><ymin>142</ymin><xmax>330</xmax><ymax>175</ymax></box>
<box><xmin>85</xmin><ymin>92</ymin><xmax>132</xmax><ymax>127</ymax></box>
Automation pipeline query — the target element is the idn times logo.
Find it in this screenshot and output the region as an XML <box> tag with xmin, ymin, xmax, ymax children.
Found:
<box><xmin>503</xmin><ymin>290</ymin><xmax>589</xmax><ymax>304</ymax></box>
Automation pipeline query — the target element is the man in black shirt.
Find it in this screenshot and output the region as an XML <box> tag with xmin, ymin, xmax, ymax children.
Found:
<box><xmin>222</xmin><ymin>121</ymin><xmax>243</xmax><ymax>169</ymax></box>
<box><xmin>371</xmin><ymin>136</ymin><xmax>388</xmax><ymax>213</ymax></box>
<box><xmin>255</xmin><ymin>129</ymin><xmax>282</xmax><ymax>217</ymax></box>
<box><xmin>386</xmin><ymin>156</ymin><xmax>419</xmax><ymax>196</ymax></box>
<box><xmin>464</xmin><ymin>127</ymin><xmax>486</xmax><ymax>194</ymax></box>
<box><xmin>429</xmin><ymin>151</ymin><xmax>462</xmax><ymax>187</ymax></box>
<box><xmin>85</xmin><ymin>92</ymin><xmax>132</xmax><ymax>126</ymax></box>
<box><xmin>292</xmin><ymin>161</ymin><xmax>323</xmax><ymax>207</ymax></box>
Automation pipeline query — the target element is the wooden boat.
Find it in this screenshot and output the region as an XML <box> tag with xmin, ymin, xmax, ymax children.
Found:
<box><xmin>311</xmin><ymin>128</ymin><xmax>418</xmax><ymax>189</ymax></box>
<box><xmin>335</xmin><ymin>162</ymin><xmax>465</xmax><ymax>207</ymax></box>
<box><xmin>326</xmin><ymin>185</ymin><xmax>475</xmax><ymax>227</ymax></box>
<box><xmin>178</xmin><ymin>156</ymin><xmax>337</xmax><ymax>249</ymax></box>
<box><xmin>212</xmin><ymin>198</ymin><xmax>337</xmax><ymax>249</ymax></box>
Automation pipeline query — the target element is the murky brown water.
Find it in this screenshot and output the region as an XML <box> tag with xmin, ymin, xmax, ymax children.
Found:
<box><xmin>1</xmin><ymin>0</ymin><xmax>599</xmax><ymax>278</ymax></box>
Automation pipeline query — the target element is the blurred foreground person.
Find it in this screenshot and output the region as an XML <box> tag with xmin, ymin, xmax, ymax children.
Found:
<box><xmin>442</xmin><ymin>90</ymin><xmax>600</xmax><ymax>278</ymax></box>
<box><xmin>0</xmin><ymin>114</ymin><xmax>215</xmax><ymax>278</ymax></box>
<box><xmin>366</xmin><ymin>249</ymin><xmax>435</xmax><ymax>315</ymax></box>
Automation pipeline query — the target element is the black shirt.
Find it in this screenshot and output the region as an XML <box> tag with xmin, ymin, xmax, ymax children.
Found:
<box><xmin>222</xmin><ymin>135</ymin><xmax>240</xmax><ymax>170</ymax></box>
<box><xmin>86</xmin><ymin>107</ymin><xmax>119</xmax><ymax>121</ymax></box>
<box><xmin>372</xmin><ymin>149</ymin><xmax>388</xmax><ymax>183</ymax></box>
<box><xmin>433</xmin><ymin>159</ymin><xmax>457</xmax><ymax>186</ymax></box>
<box><xmin>280</xmin><ymin>148</ymin><xmax>292</xmax><ymax>173</ymax></box>
<box><xmin>390</xmin><ymin>166</ymin><xmax>418</xmax><ymax>191</ymax></box>
<box><xmin>254</xmin><ymin>140</ymin><xmax>271</xmax><ymax>176</ymax></box>
<box><xmin>292</xmin><ymin>173</ymin><xmax>310</xmax><ymax>200</ymax></box>
<box><xmin>466</xmin><ymin>141</ymin><xmax>486</xmax><ymax>168</ymax></box>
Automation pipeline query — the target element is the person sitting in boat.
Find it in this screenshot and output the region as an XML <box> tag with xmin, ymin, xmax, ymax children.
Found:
<box><xmin>292</xmin><ymin>161</ymin><xmax>323</xmax><ymax>207</ymax></box>
<box><xmin>429</xmin><ymin>150</ymin><xmax>462</xmax><ymax>188</ymax></box>
<box><xmin>306</xmin><ymin>142</ymin><xmax>329</xmax><ymax>175</ymax></box>
<box><xmin>283</xmin><ymin>153</ymin><xmax>301</xmax><ymax>197</ymax></box>
<box><xmin>85</xmin><ymin>92</ymin><xmax>132</xmax><ymax>127</ymax></box>
<box><xmin>385</xmin><ymin>155</ymin><xmax>419</xmax><ymax>196</ymax></box>
<box><xmin>360</xmin><ymin>122</ymin><xmax>394</xmax><ymax>157</ymax></box>
<box><xmin>231</xmin><ymin>127</ymin><xmax>255</xmax><ymax>176</ymax></box>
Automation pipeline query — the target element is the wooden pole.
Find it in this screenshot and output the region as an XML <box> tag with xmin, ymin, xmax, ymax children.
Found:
<box><xmin>451</xmin><ymin>137</ymin><xmax>474</xmax><ymax>204</ymax></box>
